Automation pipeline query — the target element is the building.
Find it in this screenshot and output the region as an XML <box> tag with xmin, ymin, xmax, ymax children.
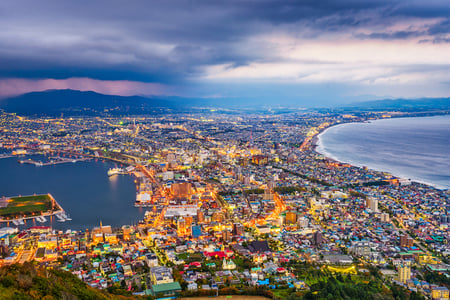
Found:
<box><xmin>297</xmin><ymin>216</ymin><xmax>309</xmax><ymax>228</ymax></box>
<box><xmin>380</xmin><ymin>213</ymin><xmax>390</xmax><ymax>222</ymax></box>
<box><xmin>313</xmin><ymin>231</ymin><xmax>323</xmax><ymax>246</ymax></box>
<box><xmin>350</xmin><ymin>241</ymin><xmax>371</xmax><ymax>257</ymax></box>
<box><xmin>191</xmin><ymin>225</ymin><xmax>202</xmax><ymax>239</ymax></box>
<box><xmin>431</xmin><ymin>287</ymin><xmax>449</xmax><ymax>300</ymax></box>
<box><xmin>146</xmin><ymin>282</ymin><xmax>181</xmax><ymax>298</ymax></box>
<box><xmin>122</xmin><ymin>225</ymin><xmax>131</xmax><ymax>241</ymax></box>
<box><xmin>145</xmin><ymin>253</ymin><xmax>159</xmax><ymax>267</ymax></box>
<box><xmin>222</xmin><ymin>258</ymin><xmax>236</xmax><ymax>270</ymax></box>
<box><xmin>398</xmin><ymin>263</ymin><xmax>411</xmax><ymax>284</ymax></box>
<box><xmin>197</xmin><ymin>210</ymin><xmax>204</xmax><ymax>223</ymax></box>
<box><xmin>233</xmin><ymin>223</ymin><xmax>244</xmax><ymax>236</ymax></box>
<box><xmin>171</xmin><ymin>182</ymin><xmax>192</xmax><ymax>198</ymax></box>
<box><xmin>149</xmin><ymin>266</ymin><xmax>173</xmax><ymax>285</ymax></box>
<box><xmin>400</xmin><ymin>235</ymin><xmax>414</xmax><ymax>248</ymax></box>
<box><xmin>177</xmin><ymin>218</ymin><xmax>187</xmax><ymax>236</ymax></box>
<box><xmin>252</xmin><ymin>155</ymin><xmax>268</xmax><ymax>165</ymax></box>
<box><xmin>223</xmin><ymin>230</ymin><xmax>231</xmax><ymax>242</ymax></box>
<box><xmin>285</xmin><ymin>211</ymin><xmax>297</xmax><ymax>225</ymax></box>
<box><xmin>212</xmin><ymin>211</ymin><xmax>224</xmax><ymax>223</ymax></box>
<box><xmin>366</xmin><ymin>198</ymin><xmax>378</xmax><ymax>212</ymax></box>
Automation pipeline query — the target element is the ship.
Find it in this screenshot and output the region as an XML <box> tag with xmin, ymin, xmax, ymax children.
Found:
<box><xmin>56</xmin><ymin>212</ymin><xmax>72</xmax><ymax>222</ymax></box>
<box><xmin>36</xmin><ymin>216</ymin><xmax>47</xmax><ymax>223</ymax></box>
<box><xmin>107</xmin><ymin>167</ymin><xmax>124</xmax><ymax>176</ymax></box>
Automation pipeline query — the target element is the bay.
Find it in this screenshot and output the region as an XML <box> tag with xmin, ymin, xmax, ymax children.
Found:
<box><xmin>317</xmin><ymin>115</ymin><xmax>450</xmax><ymax>190</ymax></box>
<box><xmin>0</xmin><ymin>155</ymin><xmax>145</xmax><ymax>230</ymax></box>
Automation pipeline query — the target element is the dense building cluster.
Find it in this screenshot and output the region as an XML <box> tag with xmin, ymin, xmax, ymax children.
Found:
<box><xmin>0</xmin><ymin>111</ymin><xmax>448</xmax><ymax>299</ymax></box>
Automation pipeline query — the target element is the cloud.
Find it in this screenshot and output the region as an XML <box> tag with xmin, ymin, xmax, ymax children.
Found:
<box><xmin>0</xmin><ymin>78</ymin><xmax>167</xmax><ymax>98</ymax></box>
<box><xmin>0</xmin><ymin>0</ymin><xmax>448</xmax><ymax>102</ymax></box>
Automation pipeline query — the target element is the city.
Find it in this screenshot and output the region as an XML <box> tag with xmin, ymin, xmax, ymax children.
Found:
<box><xmin>0</xmin><ymin>110</ymin><xmax>448</xmax><ymax>299</ymax></box>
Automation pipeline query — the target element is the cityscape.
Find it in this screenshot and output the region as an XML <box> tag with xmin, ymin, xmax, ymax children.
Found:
<box><xmin>0</xmin><ymin>109</ymin><xmax>448</xmax><ymax>299</ymax></box>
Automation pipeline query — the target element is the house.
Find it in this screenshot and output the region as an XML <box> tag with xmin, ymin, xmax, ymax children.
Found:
<box><xmin>149</xmin><ymin>266</ymin><xmax>173</xmax><ymax>285</ymax></box>
<box><xmin>145</xmin><ymin>252</ymin><xmax>159</xmax><ymax>267</ymax></box>
<box><xmin>187</xmin><ymin>282</ymin><xmax>198</xmax><ymax>291</ymax></box>
<box><xmin>123</xmin><ymin>264</ymin><xmax>133</xmax><ymax>277</ymax></box>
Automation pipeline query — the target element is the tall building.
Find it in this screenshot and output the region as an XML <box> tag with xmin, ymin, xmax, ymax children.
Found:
<box><xmin>223</xmin><ymin>230</ymin><xmax>231</xmax><ymax>242</ymax></box>
<box><xmin>233</xmin><ymin>223</ymin><xmax>244</xmax><ymax>236</ymax></box>
<box><xmin>313</xmin><ymin>230</ymin><xmax>323</xmax><ymax>246</ymax></box>
<box><xmin>285</xmin><ymin>211</ymin><xmax>297</xmax><ymax>225</ymax></box>
<box><xmin>398</xmin><ymin>263</ymin><xmax>411</xmax><ymax>284</ymax></box>
<box><xmin>197</xmin><ymin>210</ymin><xmax>204</xmax><ymax>223</ymax></box>
<box><xmin>380</xmin><ymin>213</ymin><xmax>390</xmax><ymax>223</ymax></box>
<box><xmin>191</xmin><ymin>224</ymin><xmax>202</xmax><ymax>239</ymax></box>
<box><xmin>366</xmin><ymin>198</ymin><xmax>378</xmax><ymax>212</ymax></box>
<box><xmin>400</xmin><ymin>234</ymin><xmax>414</xmax><ymax>248</ymax></box>
<box><xmin>177</xmin><ymin>218</ymin><xmax>187</xmax><ymax>236</ymax></box>
<box><xmin>122</xmin><ymin>225</ymin><xmax>131</xmax><ymax>241</ymax></box>
<box><xmin>297</xmin><ymin>216</ymin><xmax>309</xmax><ymax>229</ymax></box>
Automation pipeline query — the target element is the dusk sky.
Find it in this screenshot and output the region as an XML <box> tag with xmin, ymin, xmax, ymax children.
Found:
<box><xmin>1</xmin><ymin>0</ymin><xmax>449</xmax><ymax>106</ymax></box>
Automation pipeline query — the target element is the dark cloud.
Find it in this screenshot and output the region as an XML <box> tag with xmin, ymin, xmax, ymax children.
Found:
<box><xmin>355</xmin><ymin>30</ymin><xmax>424</xmax><ymax>40</ymax></box>
<box><xmin>0</xmin><ymin>0</ymin><xmax>448</xmax><ymax>83</ymax></box>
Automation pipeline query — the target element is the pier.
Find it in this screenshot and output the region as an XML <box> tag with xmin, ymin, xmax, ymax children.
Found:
<box><xmin>18</xmin><ymin>156</ymin><xmax>90</xmax><ymax>166</ymax></box>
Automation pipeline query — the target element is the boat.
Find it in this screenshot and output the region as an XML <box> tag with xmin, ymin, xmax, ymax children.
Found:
<box><xmin>108</xmin><ymin>168</ymin><xmax>124</xmax><ymax>176</ymax></box>
<box><xmin>61</xmin><ymin>212</ymin><xmax>72</xmax><ymax>221</ymax></box>
<box><xmin>56</xmin><ymin>214</ymin><xmax>66</xmax><ymax>222</ymax></box>
<box><xmin>36</xmin><ymin>216</ymin><xmax>47</xmax><ymax>223</ymax></box>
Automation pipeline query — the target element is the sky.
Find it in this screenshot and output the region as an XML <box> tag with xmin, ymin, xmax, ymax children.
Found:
<box><xmin>0</xmin><ymin>0</ymin><xmax>449</xmax><ymax>107</ymax></box>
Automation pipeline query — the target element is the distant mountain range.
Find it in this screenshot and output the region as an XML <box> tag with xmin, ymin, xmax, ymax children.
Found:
<box><xmin>345</xmin><ymin>97</ymin><xmax>450</xmax><ymax>111</ymax></box>
<box><xmin>0</xmin><ymin>89</ymin><xmax>449</xmax><ymax>116</ymax></box>
<box><xmin>0</xmin><ymin>89</ymin><xmax>185</xmax><ymax>116</ymax></box>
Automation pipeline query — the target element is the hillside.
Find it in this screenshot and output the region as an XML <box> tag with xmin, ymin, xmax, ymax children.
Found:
<box><xmin>0</xmin><ymin>263</ymin><xmax>134</xmax><ymax>299</ymax></box>
<box><xmin>0</xmin><ymin>89</ymin><xmax>178</xmax><ymax>116</ymax></box>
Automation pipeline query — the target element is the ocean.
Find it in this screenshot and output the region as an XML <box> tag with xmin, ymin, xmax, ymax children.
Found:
<box><xmin>316</xmin><ymin>115</ymin><xmax>450</xmax><ymax>190</ymax></box>
<box><xmin>0</xmin><ymin>155</ymin><xmax>145</xmax><ymax>230</ymax></box>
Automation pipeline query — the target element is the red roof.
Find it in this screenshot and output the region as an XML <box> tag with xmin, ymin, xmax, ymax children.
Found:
<box><xmin>204</xmin><ymin>251</ymin><xmax>227</xmax><ymax>258</ymax></box>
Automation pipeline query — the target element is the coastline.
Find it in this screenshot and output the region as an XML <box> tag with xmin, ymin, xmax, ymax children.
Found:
<box><xmin>313</xmin><ymin>116</ymin><xmax>449</xmax><ymax>190</ymax></box>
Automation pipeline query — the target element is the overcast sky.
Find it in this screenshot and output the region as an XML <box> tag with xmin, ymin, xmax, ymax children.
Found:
<box><xmin>0</xmin><ymin>0</ymin><xmax>449</xmax><ymax>106</ymax></box>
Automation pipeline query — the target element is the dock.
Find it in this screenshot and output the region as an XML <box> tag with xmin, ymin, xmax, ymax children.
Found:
<box><xmin>18</xmin><ymin>156</ymin><xmax>90</xmax><ymax>166</ymax></box>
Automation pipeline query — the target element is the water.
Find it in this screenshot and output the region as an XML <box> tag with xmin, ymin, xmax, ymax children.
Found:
<box><xmin>0</xmin><ymin>155</ymin><xmax>145</xmax><ymax>230</ymax></box>
<box><xmin>317</xmin><ymin>115</ymin><xmax>450</xmax><ymax>190</ymax></box>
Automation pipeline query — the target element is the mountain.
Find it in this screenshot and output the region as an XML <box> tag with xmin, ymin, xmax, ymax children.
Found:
<box><xmin>345</xmin><ymin>97</ymin><xmax>450</xmax><ymax>111</ymax></box>
<box><xmin>1</xmin><ymin>90</ymin><xmax>449</xmax><ymax>116</ymax></box>
<box><xmin>0</xmin><ymin>89</ymin><xmax>184</xmax><ymax>116</ymax></box>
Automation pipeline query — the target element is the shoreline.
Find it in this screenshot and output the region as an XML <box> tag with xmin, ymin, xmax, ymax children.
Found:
<box><xmin>312</xmin><ymin>115</ymin><xmax>449</xmax><ymax>191</ymax></box>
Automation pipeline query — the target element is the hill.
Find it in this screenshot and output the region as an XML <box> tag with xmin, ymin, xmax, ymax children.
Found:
<box><xmin>0</xmin><ymin>89</ymin><xmax>182</xmax><ymax>116</ymax></box>
<box><xmin>0</xmin><ymin>262</ymin><xmax>135</xmax><ymax>299</ymax></box>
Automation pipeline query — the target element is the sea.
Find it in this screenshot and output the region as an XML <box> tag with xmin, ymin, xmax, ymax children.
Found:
<box><xmin>316</xmin><ymin>115</ymin><xmax>450</xmax><ymax>190</ymax></box>
<box><xmin>0</xmin><ymin>155</ymin><xmax>145</xmax><ymax>231</ymax></box>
